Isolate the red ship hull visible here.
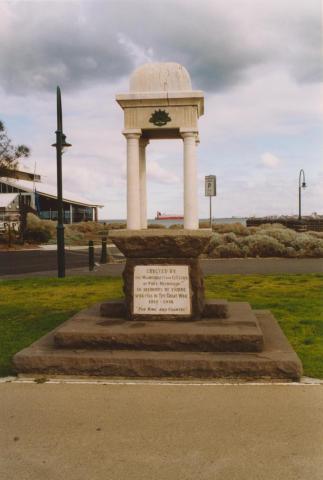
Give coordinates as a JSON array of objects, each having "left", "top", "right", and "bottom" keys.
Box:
[{"left": 155, "top": 212, "right": 183, "bottom": 220}]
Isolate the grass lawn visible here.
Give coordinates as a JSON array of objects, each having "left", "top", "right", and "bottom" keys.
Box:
[{"left": 0, "top": 274, "right": 322, "bottom": 378}]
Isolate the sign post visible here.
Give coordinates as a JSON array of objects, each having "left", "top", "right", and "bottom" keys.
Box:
[{"left": 205, "top": 175, "right": 216, "bottom": 228}]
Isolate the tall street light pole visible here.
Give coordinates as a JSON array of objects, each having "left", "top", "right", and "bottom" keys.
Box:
[
  {"left": 298, "top": 169, "right": 306, "bottom": 221},
  {"left": 52, "top": 86, "right": 71, "bottom": 278}
]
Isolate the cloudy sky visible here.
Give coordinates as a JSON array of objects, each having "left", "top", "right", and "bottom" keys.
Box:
[{"left": 0, "top": 0, "right": 322, "bottom": 219}]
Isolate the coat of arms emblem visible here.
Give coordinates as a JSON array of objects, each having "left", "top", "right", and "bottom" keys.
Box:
[{"left": 149, "top": 109, "right": 171, "bottom": 127}]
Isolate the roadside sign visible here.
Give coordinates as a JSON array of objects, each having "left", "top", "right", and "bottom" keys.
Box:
[{"left": 205, "top": 175, "right": 216, "bottom": 196}]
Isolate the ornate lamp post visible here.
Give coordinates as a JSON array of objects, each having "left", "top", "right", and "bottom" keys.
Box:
[
  {"left": 52, "top": 86, "right": 71, "bottom": 278},
  {"left": 298, "top": 169, "right": 306, "bottom": 221}
]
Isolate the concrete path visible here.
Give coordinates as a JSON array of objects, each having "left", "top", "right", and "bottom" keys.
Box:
[
  {"left": 1, "top": 257, "right": 322, "bottom": 280},
  {"left": 202, "top": 257, "right": 323, "bottom": 274},
  {"left": 1, "top": 380, "right": 323, "bottom": 479}
]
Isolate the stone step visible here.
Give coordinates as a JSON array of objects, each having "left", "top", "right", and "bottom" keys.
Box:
[
  {"left": 54, "top": 302, "right": 263, "bottom": 353},
  {"left": 13, "top": 311, "right": 302, "bottom": 381},
  {"left": 100, "top": 299, "right": 229, "bottom": 319}
]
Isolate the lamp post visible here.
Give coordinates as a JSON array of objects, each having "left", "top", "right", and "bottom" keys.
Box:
[
  {"left": 298, "top": 169, "right": 306, "bottom": 221},
  {"left": 52, "top": 86, "right": 71, "bottom": 278}
]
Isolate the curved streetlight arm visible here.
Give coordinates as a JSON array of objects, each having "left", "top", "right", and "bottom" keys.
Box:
[
  {"left": 298, "top": 169, "right": 306, "bottom": 220},
  {"left": 299, "top": 169, "right": 306, "bottom": 189}
]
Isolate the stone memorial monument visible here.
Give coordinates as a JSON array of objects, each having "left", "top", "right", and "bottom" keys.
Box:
[{"left": 14, "top": 63, "right": 302, "bottom": 380}]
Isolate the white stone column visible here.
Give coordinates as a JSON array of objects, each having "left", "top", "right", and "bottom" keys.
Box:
[
  {"left": 124, "top": 132, "right": 141, "bottom": 229},
  {"left": 182, "top": 131, "right": 198, "bottom": 230},
  {"left": 139, "top": 138, "right": 149, "bottom": 229}
]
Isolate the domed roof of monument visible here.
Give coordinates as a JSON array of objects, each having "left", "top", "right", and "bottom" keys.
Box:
[{"left": 129, "top": 62, "right": 192, "bottom": 93}]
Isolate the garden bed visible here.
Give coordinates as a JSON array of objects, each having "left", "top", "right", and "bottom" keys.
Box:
[{"left": 3, "top": 215, "right": 323, "bottom": 258}]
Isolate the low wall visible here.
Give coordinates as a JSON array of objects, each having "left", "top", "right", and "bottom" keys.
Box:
[{"left": 246, "top": 218, "right": 323, "bottom": 232}]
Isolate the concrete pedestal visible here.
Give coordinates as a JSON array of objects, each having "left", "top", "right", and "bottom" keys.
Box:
[{"left": 110, "top": 229, "right": 211, "bottom": 321}]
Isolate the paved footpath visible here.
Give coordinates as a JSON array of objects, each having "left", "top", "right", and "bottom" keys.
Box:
[{"left": 1, "top": 379, "right": 323, "bottom": 479}]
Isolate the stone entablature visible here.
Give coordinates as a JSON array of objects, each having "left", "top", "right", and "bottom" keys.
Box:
[
  {"left": 116, "top": 92, "right": 204, "bottom": 134},
  {"left": 121, "top": 105, "right": 199, "bottom": 132}
]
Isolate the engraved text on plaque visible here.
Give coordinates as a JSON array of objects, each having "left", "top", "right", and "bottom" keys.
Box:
[{"left": 133, "top": 265, "right": 191, "bottom": 315}]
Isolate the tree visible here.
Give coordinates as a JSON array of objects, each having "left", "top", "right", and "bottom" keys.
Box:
[{"left": 0, "top": 120, "right": 30, "bottom": 176}]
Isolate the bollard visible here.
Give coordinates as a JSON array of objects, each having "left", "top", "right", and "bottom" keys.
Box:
[
  {"left": 7, "top": 223, "right": 12, "bottom": 248},
  {"left": 88, "top": 240, "right": 95, "bottom": 271},
  {"left": 100, "top": 237, "right": 107, "bottom": 264}
]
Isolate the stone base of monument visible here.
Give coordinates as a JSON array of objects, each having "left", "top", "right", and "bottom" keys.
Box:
[
  {"left": 13, "top": 306, "right": 302, "bottom": 380},
  {"left": 13, "top": 230, "right": 302, "bottom": 381}
]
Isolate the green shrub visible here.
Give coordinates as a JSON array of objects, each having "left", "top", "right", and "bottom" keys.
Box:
[
  {"left": 203, "top": 222, "right": 323, "bottom": 258},
  {"left": 102, "top": 222, "right": 126, "bottom": 230},
  {"left": 308, "top": 231, "right": 323, "bottom": 239},
  {"left": 205, "top": 233, "right": 223, "bottom": 254},
  {"left": 68, "top": 221, "right": 97, "bottom": 233},
  {"left": 263, "top": 227, "right": 297, "bottom": 245},
  {"left": 222, "top": 232, "right": 239, "bottom": 244},
  {"left": 199, "top": 220, "right": 211, "bottom": 229},
  {"left": 213, "top": 222, "right": 250, "bottom": 236},
  {"left": 24, "top": 227, "right": 52, "bottom": 243},
  {"left": 168, "top": 224, "right": 183, "bottom": 229},
  {"left": 241, "top": 234, "right": 286, "bottom": 257},
  {"left": 212, "top": 243, "right": 244, "bottom": 258},
  {"left": 27, "top": 213, "right": 56, "bottom": 235},
  {"left": 64, "top": 231, "right": 84, "bottom": 243},
  {"left": 257, "top": 222, "right": 287, "bottom": 230},
  {"left": 147, "top": 223, "right": 166, "bottom": 229},
  {"left": 285, "top": 246, "right": 298, "bottom": 258},
  {"left": 312, "top": 246, "right": 323, "bottom": 257},
  {"left": 26, "top": 213, "right": 55, "bottom": 243},
  {"left": 291, "top": 234, "right": 322, "bottom": 254}
]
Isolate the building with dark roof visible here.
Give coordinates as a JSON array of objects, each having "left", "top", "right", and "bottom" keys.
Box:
[{"left": 0, "top": 174, "right": 103, "bottom": 224}]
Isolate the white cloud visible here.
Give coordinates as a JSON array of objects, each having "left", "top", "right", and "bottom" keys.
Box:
[
  {"left": 0, "top": 0, "right": 321, "bottom": 94},
  {"left": 200, "top": 69, "right": 322, "bottom": 143},
  {"left": 147, "top": 160, "right": 179, "bottom": 184},
  {"left": 117, "top": 34, "right": 154, "bottom": 67},
  {"left": 0, "top": 0, "right": 321, "bottom": 219},
  {"left": 260, "top": 152, "right": 281, "bottom": 168}
]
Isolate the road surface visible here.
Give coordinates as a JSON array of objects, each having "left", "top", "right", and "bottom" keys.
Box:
[
  {"left": 0, "top": 250, "right": 322, "bottom": 277},
  {"left": 0, "top": 247, "right": 120, "bottom": 275}
]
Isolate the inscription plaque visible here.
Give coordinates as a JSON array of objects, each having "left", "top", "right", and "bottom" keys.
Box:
[{"left": 133, "top": 265, "right": 191, "bottom": 315}]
